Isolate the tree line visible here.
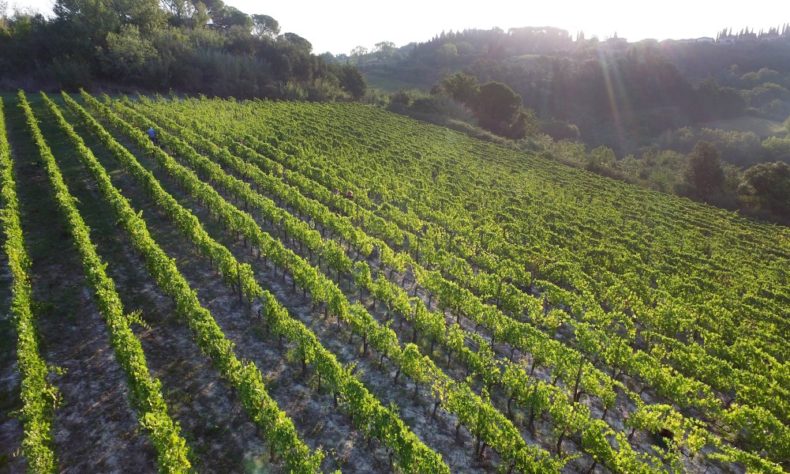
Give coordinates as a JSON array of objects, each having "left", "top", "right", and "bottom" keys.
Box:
[{"left": 0, "top": 0, "right": 366, "bottom": 99}]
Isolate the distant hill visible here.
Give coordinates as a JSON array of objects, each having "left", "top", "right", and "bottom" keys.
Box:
[{"left": 338, "top": 26, "right": 790, "bottom": 160}]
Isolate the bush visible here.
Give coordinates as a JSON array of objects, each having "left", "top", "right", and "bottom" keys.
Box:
[
  {"left": 50, "top": 56, "right": 93, "bottom": 90},
  {"left": 685, "top": 141, "right": 725, "bottom": 199}
]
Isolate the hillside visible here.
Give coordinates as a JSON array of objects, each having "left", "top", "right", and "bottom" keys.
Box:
[
  {"left": 349, "top": 27, "right": 790, "bottom": 159},
  {"left": 338, "top": 27, "right": 790, "bottom": 223},
  {"left": 0, "top": 92, "right": 787, "bottom": 473}
]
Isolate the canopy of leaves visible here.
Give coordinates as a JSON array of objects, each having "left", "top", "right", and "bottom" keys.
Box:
[
  {"left": 0, "top": 0, "right": 364, "bottom": 100},
  {"left": 740, "top": 161, "right": 790, "bottom": 215},
  {"left": 685, "top": 141, "right": 725, "bottom": 198}
]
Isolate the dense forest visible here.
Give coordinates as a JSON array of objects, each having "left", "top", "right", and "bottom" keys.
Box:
[
  {"left": 340, "top": 27, "right": 790, "bottom": 222},
  {"left": 0, "top": 0, "right": 366, "bottom": 99}
]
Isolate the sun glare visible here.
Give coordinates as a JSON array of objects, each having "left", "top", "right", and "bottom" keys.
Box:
[{"left": 229, "top": 0, "right": 787, "bottom": 53}]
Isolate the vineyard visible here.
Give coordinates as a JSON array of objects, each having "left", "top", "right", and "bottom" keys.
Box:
[{"left": 0, "top": 90, "right": 787, "bottom": 473}]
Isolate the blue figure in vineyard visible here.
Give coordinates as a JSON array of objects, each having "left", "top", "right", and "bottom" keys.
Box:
[{"left": 147, "top": 126, "right": 158, "bottom": 145}]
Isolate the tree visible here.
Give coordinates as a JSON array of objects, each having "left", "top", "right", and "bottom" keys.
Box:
[
  {"left": 505, "top": 108, "right": 538, "bottom": 139},
  {"left": 100, "top": 24, "right": 156, "bottom": 79},
  {"left": 199, "top": 0, "right": 226, "bottom": 14},
  {"left": 373, "top": 41, "right": 395, "bottom": 58},
  {"left": 685, "top": 141, "right": 724, "bottom": 198},
  {"left": 695, "top": 80, "right": 746, "bottom": 120},
  {"left": 161, "top": 1, "right": 208, "bottom": 28},
  {"left": 335, "top": 63, "right": 366, "bottom": 99},
  {"left": 374, "top": 41, "right": 395, "bottom": 51},
  {"left": 587, "top": 146, "right": 617, "bottom": 171},
  {"left": 475, "top": 81, "right": 522, "bottom": 135},
  {"left": 192, "top": 2, "right": 209, "bottom": 28},
  {"left": 1, "top": 0, "right": 363, "bottom": 100},
  {"left": 56, "top": 0, "right": 164, "bottom": 35},
  {"left": 350, "top": 45, "right": 367, "bottom": 57},
  {"left": 252, "top": 14, "right": 278, "bottom": 38},
  {"left": 437, "top": 42, "right": 458, "bottom": 62},
  {"left": 211, "top": 5, "right": 251, "bottom": 31},
  {"left": 740, "top": 161, "right": 790, "bottom": 217},
  {"left": 540, "top": 119, "right": 580, "bottom": 141},
  {"left": 761, "top": 136, "right": 790, "bottom": 162},
  {"left": 278, "top": 32, "right": 311, "bottom": 53},
  {"left": 160, "top": 0, "right": 195, "bottom": 23},
  {"left": 440, "top": 72, "right": 479, "bottom": 105},
  {"left": 54, "top": 0, "right": 119, "bottom": 45}
]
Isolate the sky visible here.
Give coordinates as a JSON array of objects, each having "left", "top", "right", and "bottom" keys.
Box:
[{"left": 9, "top": 0, "right": 790, "bottom": 54}]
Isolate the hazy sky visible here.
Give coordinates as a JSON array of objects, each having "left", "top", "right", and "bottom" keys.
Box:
[{"left": 10, "top": 0, "right": 790, "bottom": 54}]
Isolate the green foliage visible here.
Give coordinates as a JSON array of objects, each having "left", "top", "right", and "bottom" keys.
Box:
[
  {"left": 108, "top": 95, "right": 569, "bottom": 473},
  {"left": 436, "top": 42, "right": 458, "bottom": 62},
  {"left": 628, "top": 149, "right": 686, "bottom": 193},
  {"left": 334, "top": 64, "right": 366, "bottom": 99},
  {"left": 55, "top": 0, "right": 165, "bottom": 37},
  {"left": 723, "top": 404, "right": 790, "bottom": 463},
  {"left": 0, "top": 2, "right": 363, "bottom": 100},
  {"left": 101, "top": 25, "right": 158, "bottom": 79},
  {"left": 277, "top": 32, "right": 312, "bottom": 53},
  {"left": 504, "top": 108, "right": 538, "bottom": 139},
  {"left": 350, "top": 25, "right": 790, "bottom": 201},
  {"left": 761, "top": 136, "right": 790, "bottom": 161},
  {"left": 695, "top": 80, "right": 746, "bottom": 120},
  {"left": 7, "top": 84, "right": 789, "bottom": 472},
  {"left": 1, "top": 96, "right": 58, "bottom": 474},
  {"left": 539, "top": 119, "right": 580, "bottom": 141},
  {"left": 740, "top": 161, "right": 790, "bottom": 216},
  {"left": 26, "top": 92, "right": 193, "bottom": 472},
  {"left": 210, "top": 5, "right": 251, "bottom": 31},
  {"left": 659, "top": 127, "right": 764, "bottom": 167},
  {"left": 440, "top": 72, "right": 479, "bottom": 105},
  {"left": 429, "top": 76, "right": 538, "bottom": 140},
  {"left": 157, "top": 96, "right": 787, "bottom": 469},
  {"left": 685, "top": 141, "right": 725, "bottom": 198},
  {"left": 130, "top": 94, "right": 790, "bottom": 472},
  {"left": 13, "top": 88, "right": 783, "bottom": 471},
  {"left": 49, "top": 56, "right": 94, "bottom": 90},
  {"left": 78, "top": 91, "right": 447, "bottom": 472},
  {"left": 251, "top": 14, "right": 278, "bottom": 38},
  {"left": 475, "top": 81, "right": 521, "bottom": 131},
  {"left": 740, "top": 67, "right": 783, "bottom": 87},
  {"left": 63, "top": 91, "right": 324, "bottom": 471},
  {"left": 586, "top": 146, "right": 617, "bottom": 171}
]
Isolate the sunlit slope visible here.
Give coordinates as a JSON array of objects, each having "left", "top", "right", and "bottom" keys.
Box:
[
  {"left": 115, "top": 95, "right": 790, "bottom": 471},
  {"left": 167, "top": 100, "right": 788, "bottom": 358},
  {"left": 13, "top": 86, "right": 790, "bottom": 472}
]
